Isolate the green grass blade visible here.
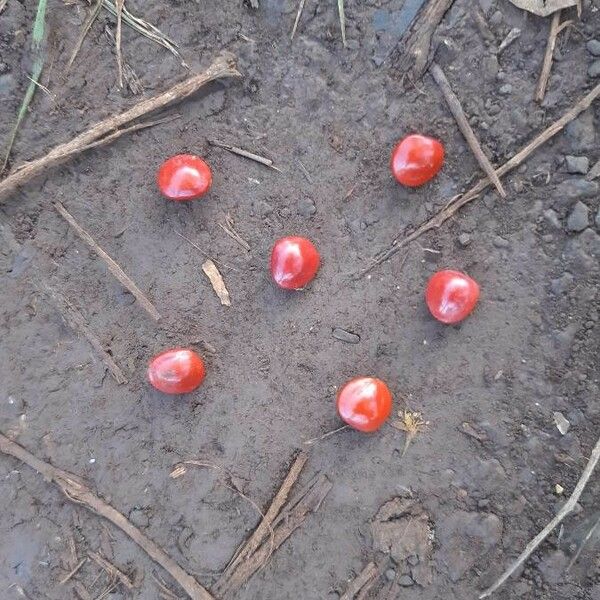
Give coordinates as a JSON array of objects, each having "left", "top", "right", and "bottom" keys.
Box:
[{"left": 2, "top": 0, "right": 47, "bottom": 172}]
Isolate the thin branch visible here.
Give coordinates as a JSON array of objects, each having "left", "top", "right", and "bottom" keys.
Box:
[
  {"left": 339, "top": 562, "right": 379, "bottom": 600},
  {"left": 360, "top": 81, "right": 600, "bottom": 276},
  {"left": 338, "top": 0, "right": 347, "bottom": 47},
  {"left": 291, "top": 0, "right": 307, "bottom": 40},
  {"left": 479, "top": 435, "right": 600, "bottom": 598},
  {"left": 535, "top": 11, "right": 573, "bottom": 103},
  {"left": 431, "top": 62, "right": 506, "bottom": 197},
  {"left": 59, "top": 557, "right": 88, "bottom": 585},
  {"left": 208, "top": 139, "right": 281, "bottom": 172},
  {"left": 215, "top": 452, "right": 308, "bottom": 593},
  {"left": 115, "top": 0, "right": 124, "bottom": 88},
  {"left": 0, "top": 433, "right": 214, "bottom": 600},
  {"left": 0, "top": 52, "right": 241, "bottom": 201},
  {"left": 88, "top": 551, "right": 134, "bottom": 590},
  {"left": 67, "top": 0, "right": 103, "bottom": 70},
  {"left": 566, "top": 514, "right": 600, "bottom": 571},
  {"left": 54, "top": 201, "right": 161, "bottom": 322},
  {"left": 41, "top": 284, "right": 128, "bottom": 384}
]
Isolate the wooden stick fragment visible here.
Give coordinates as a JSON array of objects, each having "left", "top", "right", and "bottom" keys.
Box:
[
  {"left": 115, "top": 0, "right": 125, "bottom": 88},
  {"left": 216, "top": 473, "right": 332, "bottom": 597},
  {"left": 89, "top": 551, "right": 135, "bottom": 590},
  {"left": 219, "top": 215, "right": 250, "bottom": 252},
  {"left": 360, "top": 81, "right": 600, "bottom": 276},
  {"left": 431, "top": 62, "right": 506, "bottom": 197},
  {"left": 54, "top": 201, "right": 161, "bottom": 321},
  {"left": 393, "top": 0, "right": 455, "bottom": 78},
  {"left": 208, "top": 139, "right": 281, "bottom": 171},
  {"left": 479, "top": 435, "right": 600, "bottom": 598},
  {"left": 0, "top": 433, "right": 214, "bottom": 600},
  {"left": 41, "top": 285, "right": 128, "bottom": 384},
  {"left": 291, "top": 0, "right": 307, "bottom": 40},
  {"left": 535, "top": 11, "right": 572, "bottom": 102},
  {"left": 215, "top": 452, "right": 308, "bottom": 594},
  {"left": 201, "top": 259, "right": 231, "bottom": 306},
  {"left": 59, "top": 557, "right": 88, "bottom": 585},
  {"left": 0, "top": 53, "right": 241, "bottom": 201},
  {"left": 339, "top": 562, "right": 379, "bottom": 600}
]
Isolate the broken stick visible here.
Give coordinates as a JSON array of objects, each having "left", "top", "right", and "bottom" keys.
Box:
[
  {"left": 535, "top": 11, "right": 572, "bottom": 103},
  {"left": 0, "top": 53, "right": 241, "bottom": 201},
  {"left": 393, "top": 0, "right": 455, "bottom": 79},
  {"left": 339, "top": 562, "right": 379, "bottom": 600},
  {"left": 431, "top": 62, "right": 506, "bottom": 197},
  {"left": 479, "top": 434, "right": 600, "bottom": 598},
  {"left": 217, "top": 451, "right": 308, "bottom": 587},
  {"left": 54, "top": 201, "right": 161, "bottom": 321},
  {"left": 360, "top": 81, "right": 600, "bottom": 276},
  {"left": 0, "top": 433, "right": 214, "bottom": 600},
  {"left": 202, "top": 259, "right": 231, "bottom": 306},
  {"left": 41, "top": 284, "right": 128, "bottom": 385},
  {"left": 208, "top": 139, "right": 281, "bottom": 171},
  {"left": 215, "top": 473, "right": 332, "bottom": 597}
]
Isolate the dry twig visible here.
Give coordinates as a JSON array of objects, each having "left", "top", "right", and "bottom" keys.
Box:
[
  {"left": 219, "top": 215, "right": 250, "bottom": 252},
  {"left": 431, "top": 62, "right": 505, "bottom": 197},
  {"left": 338, "top": 0, "right": 347, "bottom": 47},
  {"left": 479, "top": 435, "right": 600, "bottom": 598},
  {"left": 0, "top": 433, "right": 214, "bottom": 600},
  {"left": 360, "top": 82, "right": 600, "bottom": 276},
  {"left": 215, "top": 452, "right": 308, "bottom": 595},
  {"left": 67, "top": 0, "right": 103, "bottom": 70},
  {"left": 393, "top": 0, "right": 455, "bottom": 78},
  {"left": 202, "top": 259, "right": 231, "bottom": 306},
  {"left": 54, "top": 201, "right": 161, "bottom": 321},
  {"left": 89, "top": 551, "right": 135, "bottom": 590},
  {"left": 339, "top": 562, "right": 379, "bottom": 600},
  {"left": 41, "top": 284, "right": 128, "bottom": 384},
  {"left": 216, "top": 473, "right": 332, "bottom": 597},
  {"left": 304, "top": 424, "right": 349, "bottom": 446},
  {"left": 115, "top": 0, "right": 125, "bottom": 88},
  {"left": 208, "top": 139, "right": 281, "bottom": 171},
  {"left": 291, "top": 0, "right": 307, "bottom": 40},
  {"left": 535, "top": 11, "right": 572, "bottom": 102},
  {"left": 0, "top": 53, "right": 241, "bottom": 201},
  {"left": 59, "top": 557, "right": 88, "bottom": 585},
  {"left": 566, "top": 514, "right": 600, "bottom": 571}
]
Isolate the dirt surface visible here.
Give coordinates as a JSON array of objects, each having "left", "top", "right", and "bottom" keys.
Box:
[{"left": 1, "top": 1, "right": 599, "bottom": 599}]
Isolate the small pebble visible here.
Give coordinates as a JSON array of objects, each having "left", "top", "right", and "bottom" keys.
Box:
[
  {"left": 332, "top": 328, "right": 360, "bottom": 344},
  {"left": 385, "top": 569, "right": 396, "bottom": 582},
  {"left": 565, "top": 155, "right": 589, "bottom": 175},
  {"left": 458, "top": 233, "right": 471, "bottom": 247},
  {"left": 407, "top": 555, "right": 419, "bottom": 566},
  {"left": 297, "top": 197, "right": 316, "bottom": 218},
  {"left": 544, "top": 209, "right": 561, "bottom": 230},
  {"left": 499, "top": 83, "right": 512, "bottom": 95},
  {"left": 587, "top": 39, "right": 600, "bottom": 56},
  {"left": 398, "top": 575, "right": 414, "bottom": 587},
  {"left": 588, "top": 60, "right": 600, "bottom": 78},
  {"left": 566, "top": 201, "right": 589, "bottom": 232},
  {"left": 492, "top": 235, "right": 510, "bottom": 249}
]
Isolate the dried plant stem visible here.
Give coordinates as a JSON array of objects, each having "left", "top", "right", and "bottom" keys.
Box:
[
  {"left": 0, "top": 53, "right": 241, "bottom": 202},
  {"left": 479, "top": 435, "right": 600, "bottom": 598},
  {"left": 0, "top": 433, "right": 214, "bottom": 600},
  {"left": 338, "top": 0, "right": 347, "bottom": 47},
  {"left": 208, "top": 139, "right": 280, "bottom": 171},
  {"left": 535, "top": 11, "right": 572, "bottom": 102},
  {"left": 115, "top": 0, "right": 125, "bottom": 88},
  {"left": 54, "top": 201, "right": 161, "bottom": 321},
  {"left": 339, "top": 562, "right": 379, "bottom": 600},
  {"left": 431, "top": 62, "right": 505, "bottom": 197},
  {"left": 67, "top": 0, "right": 103, "bottom": 70},
  {"left": 360, "top": 81, "right": 600, "bottom": 276},
  {"left": 291, "top": 0, "right": 307, "bottom": 40}
]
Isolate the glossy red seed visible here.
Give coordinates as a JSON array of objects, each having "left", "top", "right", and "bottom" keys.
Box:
[
  {"left": 336, "top": 377, "right": 393, "bottom": 433},
  {"left": 157, "top": 154, "right": 212, "bottom": 201},
  {"left": 425, "top": 270, "right": 480, "bottom": 324},
  {"left": 270, "top": 236, "right": 320, "bottom": 290},
  {"left": 148, "top": 348, "right": 206, "bottom": 394},
  {"left": 390, "top": 134, "right": 445, "bottom": 187}
]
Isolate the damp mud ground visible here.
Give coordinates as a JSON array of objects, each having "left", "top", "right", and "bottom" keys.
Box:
[{"left": 0, "top": 1, "right": 599, "bottom": 599}]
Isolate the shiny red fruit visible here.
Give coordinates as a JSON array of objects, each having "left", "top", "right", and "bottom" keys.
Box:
[
  {"left": 270, "top": 236, "right": 320, "bottom": 290},
  {"left": 336, "top": 377, "right": 393, "bottom": 433},
  {"left": 157, "top": 154, "right": 212, "bottom": 201},
  {"left": 148, "top": 348, "right": 206, "bottom": 394},
  {"left": 390, "top": 134, "right": 445, "bottom": 187},
  {"left": 425, "top": 270, "right": 480, "bottom": 324}
]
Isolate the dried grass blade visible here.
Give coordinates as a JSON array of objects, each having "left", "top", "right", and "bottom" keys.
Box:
[{"left": 67, "top": 0, "right": 103, "bottom": 70}]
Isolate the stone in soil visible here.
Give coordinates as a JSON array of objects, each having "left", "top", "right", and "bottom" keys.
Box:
[
  {"left": 297, "top": 197, "right": 316, "bottom": 217},
  {"left": 435, "top": 511, "right": 502, "bottom": 582},
  {"left": 129, "top": 508, "right": 149, "bottom": 528},
  {"left": 555, "top": 179, "right": 598, "bottom": 205},
  {"left": 458, "top": 233, "right": 471, "bottom": 247},
  {"left": 565, "top": 109, "right": 596, "bottom": 152},
  {"left": 565, "top": 156, "right": 589, "bottom": 175},
  {"left": 588, "top": 60, "right": 600, "bottom": 78},
  {"left": 588, "top": 39, "right": 600, "bottom": 56},
  {"left": 544, "top": 209, "right": 561, "bottom": 230},
  {"left": 596, "top": 208, "right": 600, "bottom": 229},
  {"left": 566, "top": 201, "right": 589, "bottom": 233}
]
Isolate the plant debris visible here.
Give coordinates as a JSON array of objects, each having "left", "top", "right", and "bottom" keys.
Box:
[
  {"left": 391, "top": 409, "right": 428, "bottom": 458},
  {"left": 509, "top": 0, "right": 577, "bottom": 17},
  {"left": 202, "top": 259, "right": 231, "bottom": 306}
]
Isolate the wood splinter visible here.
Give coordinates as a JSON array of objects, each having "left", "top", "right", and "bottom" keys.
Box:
[
  {"left": 431, "top": 62, "right": 506, "bottom": 198},
  {"left": 339, "top": 562, "right": 379, "bottom": 600}
]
